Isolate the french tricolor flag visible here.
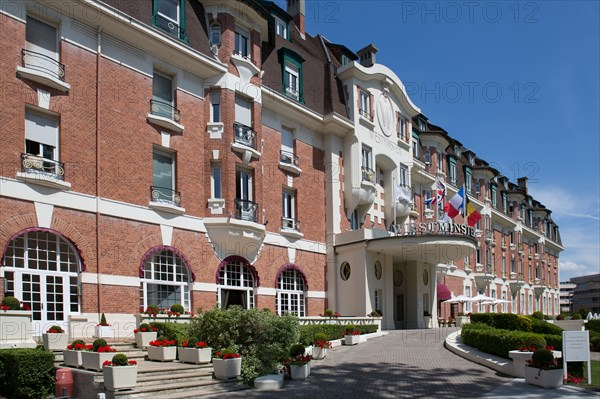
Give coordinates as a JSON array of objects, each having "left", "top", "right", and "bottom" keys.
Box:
[{"left": 444, "top": 187, "right": 465, "bottom": 218}]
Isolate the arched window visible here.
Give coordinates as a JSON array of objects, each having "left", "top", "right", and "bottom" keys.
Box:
[
  {"left": 276, "top": 267, "right": 307, "bottom": 316},
  {"left": 217, "top": 257, "right": 257, "bottom": 309},
  {"left": 2, "top": 229, "right": 81, "bottom": 331},
  {"left": 140, "top": 248, "right": 191, "bottom": 311}
]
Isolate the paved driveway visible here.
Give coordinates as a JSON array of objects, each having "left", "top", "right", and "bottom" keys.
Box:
[{"left": 215, "top": 328, "right": 514, "bottom": 398}]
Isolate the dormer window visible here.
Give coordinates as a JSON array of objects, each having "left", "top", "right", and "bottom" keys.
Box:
[
  {"left": 341, "top": 54, "right": 350, "bottom": 65},
  {"left": 358, "top": 89, "right": 372, "bottom": 120},
  {"left": 274, "top": 16, "right": 287, "bottom": 39},
  {"left": 152, "top": 0, "right": 187, "bottom": 42},
  {"left": 235, "top": 26, "right": 250, "bottom": 59},
  {"left": 210, "top": 24, "right": 221, "bottom": 46},
  {"left": 279, "top": 48, "right": 305, "bottom": 103},
  {"left": 418, "top": 120, "right": 426, "bottom": 131},
  {"left": 284, "top": 63, "right": 300, "bottom": 100}
]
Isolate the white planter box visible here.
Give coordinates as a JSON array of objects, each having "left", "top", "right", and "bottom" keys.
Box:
[
  {"left": 312, "top": 347, "right": 327, "bottom": 360},
  {"left": 42, "top": 333, "right": 69, "bottom": 351},
  {"left": 135, "top": 332, "right": 157, "bottom": 349},
  {"left": 178, "top": 347, "right": 212, "bottom": 364},
  {"left": 212, "top": 357, "right": 242, "bottom": 379},
  {"left": 103, "top": 365, "right": 138, "bottom": 391},
  {"left": 0, "top": 310, "right": 36, "bottom": 348},
  {"left": 290, "top": 364, "right": 309, "bottom": 381},
  {"left": 508, "top": 351, "right": 533, "bottom": 378},
  {"left": 95, "top": 325, "right": 114, "bottom": 338},
  {"left": 344, "top": 335, "right": 360, "bottom": 346},
  {"left": 63, "top": 350, "right": 83, "bottom": 368},
  {"left": 81, "top": 351, "right": 115, "bottom": 371},
  {"left": 147, "top": 346, "right": 177, "bottom": 362},
  {"left": 524, "top": 367, "right": 563, "bottom": 389}
]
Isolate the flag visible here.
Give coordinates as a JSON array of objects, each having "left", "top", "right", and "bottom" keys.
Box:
[
  {"left": 466, "top": 196, "right": 481, "bottom": 227},
  {"left": 436, "top": 179, "right": 446, "bottom": 204},
  {"left": 444, "top": 187, "right": 464, "bottom": 218}
]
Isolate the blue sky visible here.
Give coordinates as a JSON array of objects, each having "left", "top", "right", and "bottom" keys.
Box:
[{"left": 278, "top": 0, "right": 600, "bottom": 280}]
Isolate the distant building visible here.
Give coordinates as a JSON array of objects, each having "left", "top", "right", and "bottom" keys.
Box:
[
  {"left": 571, "top": 274, "right": 600, "bottom": 314},
  {"left": 559, "top": 281, "right": 576, "bottom": 313}
]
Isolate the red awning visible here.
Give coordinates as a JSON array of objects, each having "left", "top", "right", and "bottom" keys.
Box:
[{"left": 437, "top": 283, "right": 452, "bottom": 301}]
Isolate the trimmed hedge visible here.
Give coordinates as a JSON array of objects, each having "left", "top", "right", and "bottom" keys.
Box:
[
  {"left": 298, "top": 324, "right": 378, "bottom": 345},
  {"left": 0, "top": 348, "right": 55, "bottom": 398},
  {"left": 470, "top": 313, "right": 533, "bottom": 332},
  {"left": 586, "top": 320, "right": 600, "bottom": 334},
  {"left": 530, "top": 318, "right": 563, "bottom": 335},
  {"left": 461, "top": 323, "right": 546, "bottom": 358},
  {"left": 542, "top": 334, "right": 562, "bottom": 349}
]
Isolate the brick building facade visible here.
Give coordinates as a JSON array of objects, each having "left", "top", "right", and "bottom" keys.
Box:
[{"left": 0, "top": 0, "right": 563, "bottom": 336}]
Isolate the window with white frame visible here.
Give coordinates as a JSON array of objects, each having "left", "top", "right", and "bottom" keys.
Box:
[
  {"left": 234, "top": 26, "right": 250, "bottom": 58},
  {"left": 218, "top": 261, "right": 256, "bottom": 309},
  {"left": 501, "top": 256, "right": 506, "bottom": 275},
  {"left": 152, "top": 71, "right": 174, "bottom": 119},
  {"left": 464, "top": 286, "right": 471, "bottom": 312},
  {"left": 152, "top": 148, "right": 175, "bottom": 203},
  {"left": 465, "top": 167, "right": 472, "bottom": 193},
  {"left": 520, "top": 292, "right": 525, "bottom": 314},
  {"left": 210, "top": 23, "right": 221, "bottom": 45},
  {"left": 424, "top": 190, "right": 433, "bottom": 210},
  {"left": 424, "top": 149, "right": 431, "bottom": 165},
  {"left": 25, "top": 16, "right": 60, "bottom": 78},
  {"left": 437, "top": 150, "right": 443, "bottom": 172},
  {"left": 276, "top": 269, "right": 306, "bottom": 316},
  {"left": 350, "top": 209, "right": 360, "bottom": 230},
  {"left": 141, "top": 248, "right": 190, "bottom": 311},
  {"left": 510, "top": 258, "right": 515, "bottom": 273},
  {"left": 399, "top": 164, "right": 408, "bottom": 187},
  {"left": 491, "top": 184, "right": 497, "bottom": 208},
  {"left": 153, "top": 0, "right": 186, "bottom": 41},
  {"left": 274, "top": 16, "right": 287, "bottom": 38},
  {"left": 502, "top": 291, "right": 507, "bottom": 313},
  {"left": 282, "top": 189, "right": 298, "bottom": 230},
  {"left": 475, "top": 180, "right": 481, "bottom": 195},
  {"left": 412, "top": 134, "right": 420, "bottom": 158},
  {"left": 502, "top": 192, "right": 508, "bottom": 213},
  {"left": 25, "top": 109, "right": 58, "bottom": 162},
  {"left": 210, "top": 163, "right": 221, "bottom": 199},
  {"left": 361, "top": 145, "right": 373, "bottom": 182},
  {"left": 528, "top": 293, "right": 533, "bottom": 314},
  {"left": 397, "top": 115, "right": 405, "bottom": 141},
  {"left": 448, "top": 157, "right": 457, "bottom": 184},
  {"left": 210, "top": 91, "right": 220, "bottom": 123},
  {"left": 359, "top": 89, "right": 371, "bottom": 119},
  {"left": 284, "top": 63, "right": 300, "bottom": 100}
]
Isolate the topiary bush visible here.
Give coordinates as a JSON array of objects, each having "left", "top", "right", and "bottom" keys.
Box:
[
  {"left": 530, "top": 348, "right": 554, "bottom": 368},
  {"left": 1, "top": 296, "right": 21, "bottom": 310},
  {"left": 0, "top": 348, "right": 55, "bottom": 398},
  {"left": 170, "top": 303, "right": 185, "bottom": 314},
  {"left": 461, "top": 323, "right": 546, "bottom": 358},
  {"left": 314, "top": 333, "right": 328, "bottom": 343},
  {"left": 531, "top": 311, "right": 544, "bottom": 320},
  {"left": 298, "top": 324, "right": 378, "bottom": 345},
  {"left": 289, "top": 344, "right": 306, "bottom": 357},
  {"left": 188, "top": 306, "right": 299, "bottom": 385},
  {"left": 470, "top": 313, "right": 533, "bottom": 332},
  {"left": 92, "top": 338, "right": 108, "bottom": 352},
  {"left": 111, "top": 353, "right": 129, "bottom": 366}
]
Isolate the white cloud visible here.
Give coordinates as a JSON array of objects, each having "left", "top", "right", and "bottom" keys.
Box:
[
  {"left": 558, "top": 260, "right": 588, "bottom": 272},
  {"left": 558, "top": 260, "right": 598, "bottom": 280}
]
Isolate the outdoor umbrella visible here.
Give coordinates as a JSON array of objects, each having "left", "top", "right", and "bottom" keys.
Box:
[
  {"left": 445, "top": 295, "right": 471, "bottom": 313},
  {"left": 469, "top": 294, "right": 497, "bottom": 312}
]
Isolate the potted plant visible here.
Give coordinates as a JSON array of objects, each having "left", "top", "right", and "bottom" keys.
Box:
[
  {"left": 103, "top": 353, "right": 138, "bottom": 391},
  {"left": 344, "top": 324, "right": 360, "bottom": 346},
  {"left": 212, "top": 348, "right": 242, "bottom": 379},
  {"left": 168, "top": 303, "right": 184, "bottom": 318},
  {"left": 178, "top": 339, "right": 211, "bottom": 364},
  {"left": 509, "top": 345, "right": 542, "bottom": 378},
  {"left": 368, "top": 309, "right": 382, "bottom": 317},
  {"left": 95, "top": 313, "right": 114, "bottom": 338},
  {"left": 284, "top": 354, "right": 312, "bottom": 381},
  {"left": 63, "top": 339, "right": 91, "bottom": 368},
  {"left": 42, "top": 325, "right": 69, "bottom": 351},
  {"left": 134, "top": 323, "right": 157, "bottom": 349},
  {"left": 81, "top": 338, "right": 117, "bottom": 371},
  {"left": 0, "top": 296, "right": 35, "bottom": 348},
  {"left": 147, "top": 337, "right": 178, "bottom": 362},
  {"left": 524, "top": 348, "right": 563, "bottom": 389},
  {"left": 312, "top": 333, "right": 331, "bottom": 360}
]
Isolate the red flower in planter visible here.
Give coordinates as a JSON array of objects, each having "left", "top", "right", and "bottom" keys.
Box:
[
  {"left": 149, "top": 339, "right": 177, "bottom": 347},
  {"left": 97, "top": 346, "right": 116, "bottom": 353}
]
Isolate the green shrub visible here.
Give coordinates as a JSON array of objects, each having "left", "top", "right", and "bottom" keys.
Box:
[
  {"left": 572, "top": 314, "right": 582, "bottom": 320},
  {"left": 470, "top": 313, "right": 533, "bottom": 332},
  {"left": 590, "top": 336, "right": 600, "bottom": 351},
  {"left": 188, "top": 306, "right": 299, "bottom": 385},
  {"left": 92, "top": 338, "right": 108, "bottom": 352},
  {"left": 0, "top": 348, "right": 55, "bottom": 398},
  {"left": 145, "top": 304, "right": 160, "bottom": 315},
  {"left": 298, "top": 324, "right": 378, "bottom": 345},
  {"left": 531, "top": 311, "right": 544, "bottom": 320},
  {"left": 542, "top": 334, "right": 562, "bottom": 349},
  {"left": 530, "top": 348, "right": 554, "bottom": 368},
  {"left": 147, "top": 322, "right": 188, "bottom": 343},
  {"left": 289, "top": 344, "right": 306, "bottom": 357},
  {"left": 71, "top": 339, "right": 85, "bottom": 347},
  {"left": 530, "top": 318, "right": 563, "bottom": 335},
  {"left": 138, "top": 323, "right": 151, "bottom": 331},
  {"left": 111, "top": 353, "right": 129, "bottom": 366},
  {"left": 461, "top": 324, "right": 546, "bottom": 358},
  {"left": 1, "top": 296, "right": 21, "bottom": 310},
  {"left": 170, "top": 303, "right": 185, "bottom": 314},
  {"left": 586, "top": 320, "right": 600, "bottom": 333},
  {"left": 314, "top": 333, "right": 328, "bottom": 342},
  {"left": 100, "top": 312, "right": 108, "bottom": 326}
]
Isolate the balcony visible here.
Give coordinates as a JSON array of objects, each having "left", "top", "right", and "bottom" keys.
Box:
[
  {"left": 485, "top": 230, "right": 493, "bottom": 243},
  {"left": 234, "top": 198, "right": 258, "bottom": 223},
  {"left": 17, "top": 153, "right": 71, "bottom": 190},
  {"left": 151, "top": 14, "right": 188, "bottom": 42},
  {"left": 280, "top": 217, "right": 303, "bottom": 239},
  {"left": 149, "top": 186, "right": 185, "bottom": 214},
  {"left": 231, "top": 123, "right": 260, "bottom": 164},
  {"left": 16, "top": 49, "right": 70, "bottom": 92},
  {"left": 147, "top": 100, "right": 184, "bottom": 133},
  {"left": 278, "top": 150, "right": 301, "bottom": 175},
  {"left": 283, "top": 85, "right": 303, "bottom": 103},
  {"left": 361, "top": 166, "right": 376, "bottom": 185}
]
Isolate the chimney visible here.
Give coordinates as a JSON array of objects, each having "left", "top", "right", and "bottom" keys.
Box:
[
  {"left": 286, "top": 0, "right": 305, "bottom": 36},
  {"left": 356, "top": 44, "right": 378, "bottom": 67},
  {"left": 517, "top": 177, "right": 528, "bottom": 193}
]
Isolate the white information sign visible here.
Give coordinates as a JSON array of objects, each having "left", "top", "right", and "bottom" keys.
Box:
[{"left": 562, "top": 331, "right": 591, "bottom": 382}]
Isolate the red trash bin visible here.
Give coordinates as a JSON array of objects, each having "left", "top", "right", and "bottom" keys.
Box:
[{"left": 55, "top": 368, "right": 74, "bottom": 397}]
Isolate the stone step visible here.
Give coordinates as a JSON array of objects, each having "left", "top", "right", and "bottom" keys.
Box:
[
  {"left": 136, "top": 368, "right": 213, "bottom": 385},
  {"left": 146, "top": 381, "right": 250, "bottom": 399},
  {"left": 111, "top": 377, "right": 247, "bottom": 398}
]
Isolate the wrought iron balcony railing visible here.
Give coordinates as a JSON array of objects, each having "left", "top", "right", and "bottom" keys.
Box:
[
  {"left": 280, "top": 150, "right": 299, "bottom": 167},
  {"left": 361, "top": 166, "right": 376, "bottom": 184},
  {"left": 21, "top": 49, "right": 65, "bottom": 81},
  {"left": 151, "top": 14, "right": 188, "bottom": 41},
  {"left": 150, "top": 186, "right": 181, "bottom": 207},
  {"left": 150, "top": 99, "right": 181, "bottom": 123},
  {"left": 21, "top": 153, "right": 65, "bottom": 180},
  {"left": 281, "top": 217, "right": 301, "bottom": 232},
  {"left": 234, "top": 198, "right": 258, "bottom": 223},
  {"left": 233, "top": 123, "right": 256, "bottom": 149}
]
